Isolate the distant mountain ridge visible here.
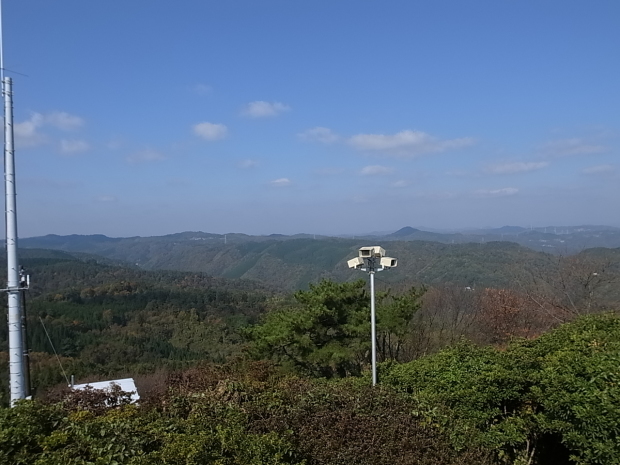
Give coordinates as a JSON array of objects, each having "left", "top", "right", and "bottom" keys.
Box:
[{"left": 18, "top": 226, "right": 620, "bottom": 291}]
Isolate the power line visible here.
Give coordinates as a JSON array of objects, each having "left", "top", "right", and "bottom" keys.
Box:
[{"left": 39, "top": 316, "right": 70, "bottom": 386}]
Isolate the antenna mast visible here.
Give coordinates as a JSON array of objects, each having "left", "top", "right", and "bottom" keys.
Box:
[{"left": 1, "top": 0, "right": 27, "bottom": 405}]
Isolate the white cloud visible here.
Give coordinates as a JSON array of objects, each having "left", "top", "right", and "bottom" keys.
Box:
[
  {"left": 193, "top": 122, "right": 228, "bottom": 140},
  {"left": 60, "top": 139, "right": 90, "bottom": 155},
  {"left": 242, "top": 101, "right": 290, "bottom": 118},
  {"left": 475, "top": 187, "right": 519, "bottom": 197},
  {"left": 392, "top": 180, "right": 408, "bottom": 187},
  {"left": 542, "top": 138, "right": 607, "bottom": 157},
  {"left": 238, "top": 159, "right": 259, "bottom": 169},
  {"left": 582, "top": 164, "right": 614, "bottom": 175},
  {"left": 270, "top": 178, "right": 291, "bottom": 187},
  {"left": 485, "top": 161, "right": 548, "bottom": 175},
  {"left": 297, "top": 127, "right": 339, "bottom": 144},
  {"left": 15, "top": 115, "right": 47, "bottom": 147},
  {"left": 126, "top": 149, "right": 166, "bottom": 164},
  {"left": 360, "top": 165, "right": 393, "bottom": 176},
  {"left": 45, "top": 112, "right": 84, "bottom": 131},
  {"left": 348, "top": 130, "right": 474, "bottom": 157},
  {"left": 15, "top": 111, "right": 84, "bottom": 148}
]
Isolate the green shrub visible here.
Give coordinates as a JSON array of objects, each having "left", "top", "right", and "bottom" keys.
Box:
[{"left": 383, "top": 314, "right": 620, "bottom": 465}]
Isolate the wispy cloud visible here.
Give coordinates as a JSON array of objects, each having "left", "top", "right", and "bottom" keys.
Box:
[
  {"left": 60, "top": 139, "right": 90, "bottom": 155},
  {"left": 348, "top": 130, "right": 474, "bottom": 157},
  {"left": 193, "top": 122, "right": 228, "bottom": 140},
  {"left": 359, "top": 165, "right": 393, "bottom": 176},
  {"left": 45, "top": 112, "right": 84, "bottom": 131},
  {"left": 14, "top": 116, "right": 47, "bottom": 147},
  {"left": 106, "top": 137, "right": 125, "bottom": 151},
  {"left": 485, "top": 161, "right": 548, "bottom": 175},
  {"left": 475, "top": 187, "right": 519, "bottom": 197},
  {"left": 582, "top": 164, "right": 614, "bottom": 175},
  {"left": 238, "top": 159, "right": 259, "bottom": 169},
  {"left": 126, "top": 149, "right": 166, "bottom": 164},
  {"left": 242, "top": 101, "right": 290, "bottom": 118},
  {"left": 542, "top": 138, "right": 607, "bottom": 157},
  {"left": 297, "top": 127, "right": 339, "bottom": 144},
  {"left": 413, "top": 190, "right": 456, "bottom": 200},
  {"left": 270, "top": 177, "right": 291, "bottom": 187},
  {"left": 392, "top": 180, "right": 408, "bottom": 187},
  {"left": 15, "top": 111, "right": 85, "bottom": 148},
  {"left": 192, "top": 83, "right": 213, "bottom": 96}
]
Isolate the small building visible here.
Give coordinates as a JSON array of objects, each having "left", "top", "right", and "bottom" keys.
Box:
[{"left": 72, "top": 377, "right": 140, "bottom": 404}]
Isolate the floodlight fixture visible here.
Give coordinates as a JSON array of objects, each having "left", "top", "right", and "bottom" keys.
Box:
[
  {"left": 347, "top": 257, "right": 364, "bottom": 269},
  {"left": 380, "top": 257, "right": 397, "bottom": 268},
  {"left": 358, "top": 246, "right": 385, "bottom": 259},
  {"left": 346, "top": 246, "right": 398, "bottom": 387}
]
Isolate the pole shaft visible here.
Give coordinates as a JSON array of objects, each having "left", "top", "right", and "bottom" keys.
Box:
[
  {"left": 21, "top": 289, "right": 31, "bottom": 397},
  {"left": 4, "top": 77, "right": 25, "bottom": 404},
  {"left": 370, "top": 271, "right": 376, "bottom": 386}
]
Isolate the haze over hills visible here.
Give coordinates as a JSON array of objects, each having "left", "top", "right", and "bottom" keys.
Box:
[
  {"left": 341, "top": 224, "right": 620, "bottom": 252},
  {"left": 18, "top": 225, "right": 620, "bottom": 292}
]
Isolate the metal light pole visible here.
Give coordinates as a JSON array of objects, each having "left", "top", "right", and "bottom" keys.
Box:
[
  {"left": 369, "top": 259, "right": 378, "bottom": 386},
  {"left": 347, "top": 247, "right": 398, "bottom": 386},
  {"left": 3, "top": 75, "right": 26, "bottom": 404},
  {"left": 1, "top": 1, "right": 30, "bottom": 405}
]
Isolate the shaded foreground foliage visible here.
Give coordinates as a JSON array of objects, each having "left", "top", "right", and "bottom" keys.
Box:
[
  {"left": 1, "top": 250, "right": 619, "bottom": 464},
  {"left": 1, "top": 313, "right": 619, "bottom": 464},
  {"left": 0, "top": 363, "right": 493, "bottom": 465},
  {"left": 383, "top": 314, "right": 620, "bottom": 465}
]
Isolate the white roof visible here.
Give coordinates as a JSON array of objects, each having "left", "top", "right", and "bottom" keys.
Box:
[{"left": 72, "top": 377, "right": 140, "bottom": 403}]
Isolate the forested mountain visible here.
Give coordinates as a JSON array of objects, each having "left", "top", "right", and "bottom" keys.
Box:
[
  {"left": 1, "top": 241, "right": 618, "bottom": 402},
  {"left": 18, "top": 233, "right": 620, "bottom": 294},
  {"left": 1, "top": 245, "right": 619, "bottom": 463},
  {"left": 23, "top": 225, "right": 620, "bottom": 260},
  {"left": 0, "top": 250, "right": 276, "bottom": 404}
]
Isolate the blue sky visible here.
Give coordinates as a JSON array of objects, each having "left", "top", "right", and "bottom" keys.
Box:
[{"left": 3, "top": 0, "right": 619, "bottom": 237}]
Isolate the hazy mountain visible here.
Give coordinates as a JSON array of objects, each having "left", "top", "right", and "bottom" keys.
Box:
[
  {"left": 19, "top": 225, "right": 620, "bottom": 291},
  {"left": 14, "top": 234, "right": 550, "bottom": 291}
]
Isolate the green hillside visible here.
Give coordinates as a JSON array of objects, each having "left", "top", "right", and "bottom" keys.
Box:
[
  {"left": 0, "top": 251, "right": 275, "bottom": 404},
  {"left": 21, "top": 234, "right": 566, "bottom": 291}
]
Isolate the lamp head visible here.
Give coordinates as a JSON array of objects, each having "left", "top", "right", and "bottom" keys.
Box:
[
  {"left": 380, "top": 257, "right": 397, "bottom": 268},
  {"left": 358, "top": 246, "right": 385, "bottom": 258},
  {"left": 347, "top": 257, "right": 364, "bottom": 269}
]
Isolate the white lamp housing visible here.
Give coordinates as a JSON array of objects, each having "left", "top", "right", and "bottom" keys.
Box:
[
  {"left": 380, "top": 257, "right": 397, "bottom": 268},
  {"left": 359, "top": 246, "right": 385, "bottom": 258},
  {"left": 347, "top": 257, "right": 364, "bottom": 269}
]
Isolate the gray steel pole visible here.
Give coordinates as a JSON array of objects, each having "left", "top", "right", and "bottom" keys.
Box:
[
  {"left": 370, "top": 270, "right": 377, "bottom": 386},
  {"left": 4, "top": 77, "right": 25, "bottom": 404}
]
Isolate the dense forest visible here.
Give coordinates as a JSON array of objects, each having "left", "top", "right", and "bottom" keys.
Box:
[
  {"left": 0, "top": 249, "right": 275, "bottom": 401},
  {"left": 0, "top": 245, "right": 619, "bottom": 464}
]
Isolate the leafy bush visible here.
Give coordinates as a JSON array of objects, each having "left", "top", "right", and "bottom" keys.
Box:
[
  {"left": 0, "top": 363, "right": 493, "bottom": 465},
  {"left": 383, "top": 314, "right": 620, "bottom": 465}
]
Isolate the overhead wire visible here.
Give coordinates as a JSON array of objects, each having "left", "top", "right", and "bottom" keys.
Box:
[{"left": 39, "top": 316, "right": 71, "bottom": 386}]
